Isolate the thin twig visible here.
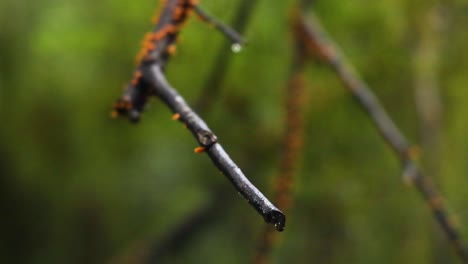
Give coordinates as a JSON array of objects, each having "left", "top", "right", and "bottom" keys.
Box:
[
  {"left": 146, "top": 65, "right": 285, "bottom": 230},
  {"left": 112, "top": 0, "right": 285, "bottom": 231},
  {"left": 294, "top": 10, "right": 468, "bottom": 262},
  {"left": 193, "top": 5, "right": 246, "bottom": 46},
  {"left": 194, "top": 0, "right": 258, "bottom": 114}
]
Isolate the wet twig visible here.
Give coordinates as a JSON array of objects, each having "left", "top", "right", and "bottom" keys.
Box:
[
  {"left": 194, "top": 0, "right": 258, "bottom": 114},
  {"left": 112, "top": 0, "right": 285, "bottom": 231},
  {"left": 146, "top": 66, "right": 285, "bottom": 230},
  {"left": 193, "top": 5, "right": 246, "bottom": 46}
]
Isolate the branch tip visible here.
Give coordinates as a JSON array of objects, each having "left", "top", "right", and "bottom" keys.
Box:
[
  {"left": 264, "top": 210, "right": 286, "bottom": 232},
  {"left": 194, "top": 6, "right": 246, "bottom": 46}
]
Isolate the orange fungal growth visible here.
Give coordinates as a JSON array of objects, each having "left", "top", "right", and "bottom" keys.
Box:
[
  {"left": 151, "top": 0, "right": 168, "bottom": 24},
  {"left": 188, "top": 0, "right": 199, "bottom": 6},
  {"left": 152, "top": 30, "right": 166, "bottom": 41},
  {"left": 173, "top": 6, "right": 184, "bottom": 21},
  {"left": 165, "top": 24, "right": 178, "bottom": 34},
  {"left": 111, "top": 110, "right": 119, "bottom": 119},
  {"left": 194, "top": 147, "right": 206, "bottom": 153},
  {"left": 143, "top": 32, "right": 154, "bottom": 43},
  {"left": 135, "top": 1, "right": 196, "bottom": 64},
  {"left": 113, "top": 100, "right": 133, "bottom": 111},
  {"left": 172, "top": 113, "right": 181, "bottom": 120},
  {"left": 135, "top": 31, "right": 160, "bottom": 64},
  {"left": 166, "top": 44, "right": 177, "bottom": 55},
  {"left": 146, "top": 42, "right": 156, "bottom": 52},
  {"left": 131, "top": 71, "right": 143, "bottom": 86}
]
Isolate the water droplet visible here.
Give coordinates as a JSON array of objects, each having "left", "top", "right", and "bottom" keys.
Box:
[
  {"left": 274, "top": 222, "right": 284, "bottom": 232},
  {"left": 231, "top": 43, "right": 242, "bottom": 53}
]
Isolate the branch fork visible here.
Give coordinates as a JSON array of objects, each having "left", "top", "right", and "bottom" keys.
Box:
[{"left": 112, "top": 0, "right": 285, "bottom": 231}]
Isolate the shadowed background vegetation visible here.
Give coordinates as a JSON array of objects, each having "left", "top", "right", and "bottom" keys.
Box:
[{"left": 1, "top": 0, "right": 468, "bottom": 263}]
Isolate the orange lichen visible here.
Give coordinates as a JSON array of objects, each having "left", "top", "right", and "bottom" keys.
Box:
[
  {"left": 151, "top": 0, "right": 168, "bottom": 24},
  {"left": 173, "top": 6, "right": 184, "bottom": 21},
  {"left": 135, "top": 31, "right": 159, "bottom": 64},
  {"left": 172, "top": 113, "right": 181, "bottom": 120},
  {"left": 135, "top": 0, "right": 195, "bottom": 64},
  {"left": 131, "top": 71, "right": 143, "bottom": 86},
  {"left": 110, "top": 110, "right": 119, "bottom": 119},
  {"left": 152, "top": 29, "right": 166, "bottom": 41},
  {"left": 113, "top": 100, "right": 133, "bottom": 111},
  {"left": 166, "top": 44, "right": 177, "bottom": 55},
  {"left": 188, "top": 0, "right": 199, "bottom": 6},
  {"left": 194, "top": 147, "right": 206, "bottom": 153},
  {"left": 166, "top": 24, "right": 178, "bottom": 34}
]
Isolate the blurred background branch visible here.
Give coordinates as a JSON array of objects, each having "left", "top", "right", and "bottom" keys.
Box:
[
  {"left": 294, "top": 6, "right": 468, "bottom": 262},
  {"left": 253, "top": 6, "right": 309, "bottom": 262}
]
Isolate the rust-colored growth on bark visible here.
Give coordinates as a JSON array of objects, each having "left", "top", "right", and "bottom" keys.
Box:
[
  {"left": 131, "top": 71, "right": 142, "bottom": 86},
  {"left": 172, "top": 113, "right": 181, "bottom": 120},
  {"left": 253, "top": 71, "right": 306, "bottom": 264},
  {"left": 166, "top": 44, "right": 177, "bottom": 56},
  {"left": 194, "top": 146, "right": 206, "bottom": 153},
  {"left": 134, "top": 0, "right": 196, "bottom": 65},
  {"left": 273, "top": 71, "right": 306, "bottom": 212},
  {"left": 114, "top": 0, "right": 198, "bottom": 120},
  {"left": 113, "top": 99, "right": 133, "bottom": 112},
  {"left": 291, "top": 12, "right": 336, "bottom": 63},
  {"left": 253, "top": 17, "right": 308, "bottom": 262}
]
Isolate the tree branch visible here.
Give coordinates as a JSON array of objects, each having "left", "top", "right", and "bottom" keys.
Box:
[
  {"left": 145, "top": 65, "right": 285, "bottom": 230},
  {"left": 112, "top": 0, "right": 285, "bottom": 231},
  {"left": 294, "top": 10, "right": 468, "bottom": 262},
  {"left": 194, "top": 0, "right": 258, "bottom": 114},
  {"left": 193, "top": 5, "right": 246, "bottom": 46}
]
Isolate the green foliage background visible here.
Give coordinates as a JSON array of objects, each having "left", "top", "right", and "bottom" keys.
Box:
[{"left": 1, "top": 0, "right": 468, "bottom": 263}]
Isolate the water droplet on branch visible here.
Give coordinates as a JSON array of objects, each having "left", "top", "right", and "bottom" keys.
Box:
[{"left": 231, "top": 43, "right": 242, "bottom": 53}]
